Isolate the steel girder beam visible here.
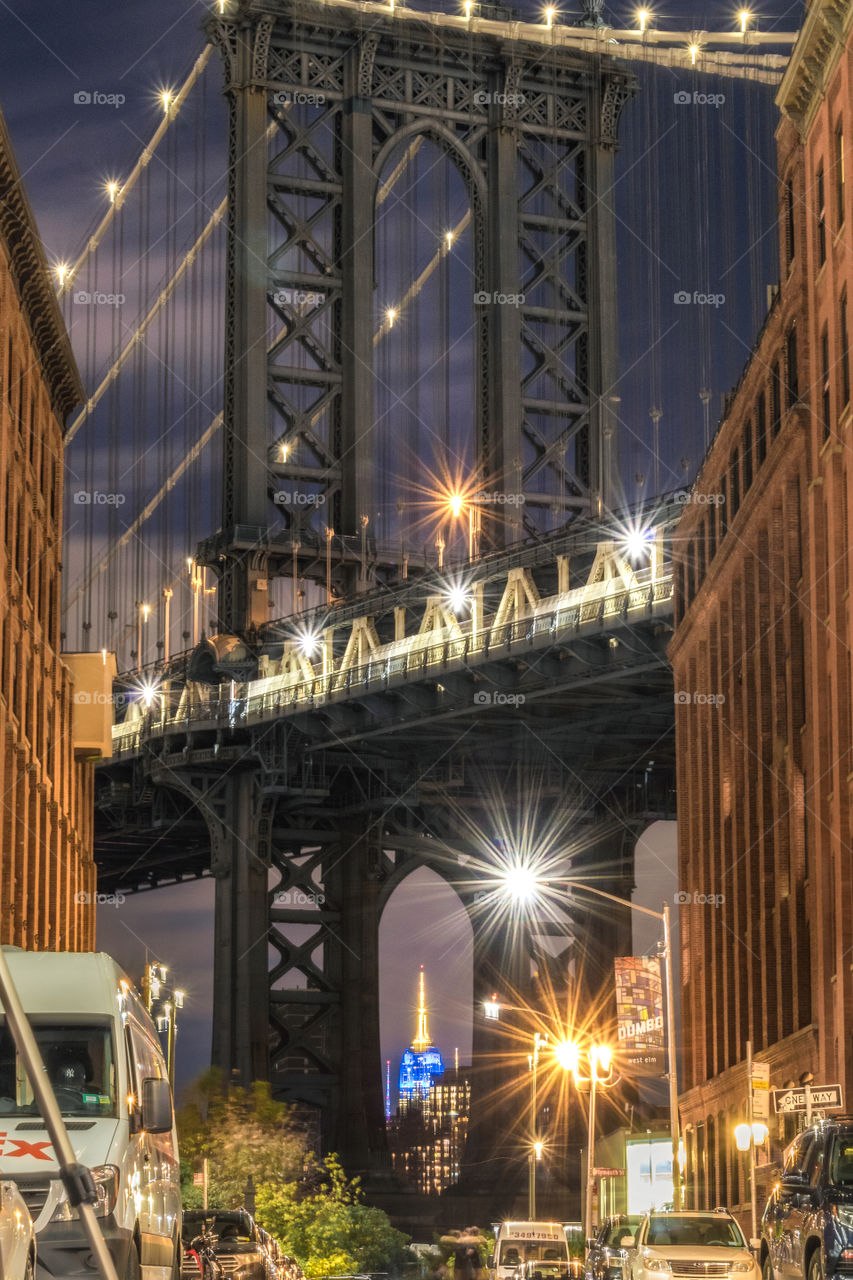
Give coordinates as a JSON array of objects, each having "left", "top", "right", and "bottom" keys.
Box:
[{"left": 203, "top": 1, "right": 635, "bottom": 626}]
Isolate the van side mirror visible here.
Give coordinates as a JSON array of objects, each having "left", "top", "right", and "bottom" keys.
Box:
[
  {"left": 749, "top": 1240, "right": 761, "bottom": 1253},
  {"left": 621, "top": 1239, "right": 635, "bottom": 1251},
  {"left": 141, "top": 1076, "right": 173, "bottom": 1133}
]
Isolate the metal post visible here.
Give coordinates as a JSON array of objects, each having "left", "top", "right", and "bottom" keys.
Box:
[
  {"left": 746, "top": 1041, "right": 757, "bottom": 1240},
  {"left": 804, "top": 1081, "right": 813, "bottom": 1126},
  {"left": 203, "top": 1157, "right": 209, "bottom": 1211},
  {"left": 163, "top": 588, "right": 172, "bottom": 663},
  {"left": 529, "top": 1046, "right": 537, "bottom": 1219},
  {"left": 585, "top": 1064, "right": 597, "bottom": 1238},
  {"left": 167, "top": 1003, "right": 177, "bottom": 1090},
  {"left": 291, "top": 541, "right": 300, "bottom": 615},
  {"left": 663, "top": 902, "right": 682, "bottom": 1209},
  {"left": 0, "top": 948, "right": 120, "bottom": 1280}
]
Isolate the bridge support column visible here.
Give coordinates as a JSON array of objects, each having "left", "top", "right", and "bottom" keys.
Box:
[
  {"left": 338, "top": 51, "right": 375, "bottom": 550},
  {"left": 454, "top": 901, "right": 530, "bottom": 1211},
  {"left": 209, "top": 774, "right": 271, "bottom": 1085},
  {"left": 486, "top": 83, "right": 524, "bottom": 545},
  {"left": 325, "top": 825, "right": 388, "bottom": 1180}
]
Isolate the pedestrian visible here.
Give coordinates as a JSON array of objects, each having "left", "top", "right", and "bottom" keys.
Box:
[{"left": 454, "top": 1229, "right": 483, "bottom": 1280}]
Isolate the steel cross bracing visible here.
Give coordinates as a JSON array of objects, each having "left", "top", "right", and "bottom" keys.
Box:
[
  {"left": 95, "top": 501, "right": 679, "bottom": 1180},
  {"left": 202, "top": 0, "right": 635, "bottom": 633}
]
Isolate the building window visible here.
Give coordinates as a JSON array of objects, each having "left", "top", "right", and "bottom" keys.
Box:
[
  {"left": 756, "top": 391, "right": 767, "bottom": 464},
  {"left": 785, "top": 177, "right": 795, "bottom": 270},
  {"left": 730, "top": 447, "right": 740, "bottom": 516},
  {"left": 842, "top": 290, "right": 851, "bottom": 409},
  {"left": 818, "top": 164, "right": 827, "bottom": 265},
  {"left": 771, "top": 360, "right": 782, "bottom": 434},
  {"left": 836, "top": 123, "right": 846, "bottom": 229},
  {"left": 822, "top": 326, "right": 831, "bottom": 437},
  {"left": 786, "top": 327, "right": 799, "bottom": 406}
]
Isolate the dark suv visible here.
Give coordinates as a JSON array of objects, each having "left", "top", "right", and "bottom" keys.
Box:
[
  {"left": 584, "top": 1217, "right": 642, "bottom": 1280},
  {"left": 182, "top": 1210, "right": 270, "bottom": 1280},
  {"left": 761, "top": 1119, "right": 853, "bottom": 1280}
]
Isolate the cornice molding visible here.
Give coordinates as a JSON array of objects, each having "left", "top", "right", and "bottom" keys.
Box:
[
  {"left": 0, "top": 108, "right": 83, "bottom": 424},
  {"left": 777, "top": 0, "right": 853, "bottom": 137}
]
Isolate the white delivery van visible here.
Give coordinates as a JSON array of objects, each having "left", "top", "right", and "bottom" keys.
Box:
[
  {"left": 0, "top": 949, "right": 181, "bottom": 1280},
  {"left": 491, "top": 1223, "right": 572, "bottom": 1280}
]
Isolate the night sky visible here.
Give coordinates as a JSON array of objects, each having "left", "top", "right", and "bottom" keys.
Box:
[{"left": 0, "top": 0, "right": 804, "bottom": 1097}]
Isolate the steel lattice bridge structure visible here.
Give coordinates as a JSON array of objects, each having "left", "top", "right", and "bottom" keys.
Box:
[{"left": 79, "top": 0, "right": 798, "bottom": 1205}]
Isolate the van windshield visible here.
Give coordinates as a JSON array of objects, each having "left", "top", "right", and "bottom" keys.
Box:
[
  {"left": 499, "top": 1245, "right": 566, "bottom": 1268},
  {"left": 0, "top": 1023, "right": 117, "bottom": 1117}
]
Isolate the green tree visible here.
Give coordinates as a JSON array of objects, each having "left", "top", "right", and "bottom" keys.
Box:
[
  {"left": 256, "top": 1154, "right": 411, "bottom": 1278},
  {"left": 177, "top": 1069, "right": 307, "bottom": 1210}
]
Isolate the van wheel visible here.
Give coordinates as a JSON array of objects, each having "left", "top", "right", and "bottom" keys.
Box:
[
  {"left": 762, "top": 1259, "right": 774, "bottom": 1280},
  {"left": 125, "top": 1243, "right": 142, "bottom": 1280},
  {"left": 809, "top": 1255, "right": 824, "bottom": 1280}
]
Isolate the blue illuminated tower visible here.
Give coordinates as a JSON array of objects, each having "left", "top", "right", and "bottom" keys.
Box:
[{"left": 398, "top": 967, "right": 444, "bottom": 1112}]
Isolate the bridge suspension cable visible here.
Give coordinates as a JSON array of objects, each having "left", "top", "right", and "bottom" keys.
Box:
[{"left": 56, "top": 44, "right": 213, "bottom": 295}]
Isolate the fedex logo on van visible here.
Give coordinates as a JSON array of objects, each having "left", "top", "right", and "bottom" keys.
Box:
[{"left": 0, "top": 1133, "right": 54, "bottom": 1160}]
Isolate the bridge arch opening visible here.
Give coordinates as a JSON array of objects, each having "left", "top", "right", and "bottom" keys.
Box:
[
  {"left": 373, "top": 132, "right": 480, "bottom": 561},
  {"left": 379, "top": 864, "right": 473, "bottom": 1122}
]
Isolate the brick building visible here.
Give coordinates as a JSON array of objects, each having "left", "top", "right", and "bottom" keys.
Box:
[
  {"left": 669, "top": 0, "right": 853, "bottom": 1213},
  {"left": 0, "top": 107, "right": 114, "bottom": 951}
]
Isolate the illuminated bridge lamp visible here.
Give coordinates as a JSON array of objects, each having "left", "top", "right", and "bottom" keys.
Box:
[
  {"left": 464, "top": 0, "right": 474, "bottom": 17},
  {"left": 160, "top": 89, "right": 173, "bottom": 114},
  {"left": 689, "top": 42, "right": 700, "bottom": 65},
  {"left": 386, "top": 307, "right": 397, "bottom": 327},
  {"left": 106, "top": 180, "right": 120, "bottom": 204},
  {"left": 739, "top": 9, "right": 750, "bottom": 33},
  {"left": 637, "top": 8, "right": 649, "bottom": 32},
  {"left": 544, "top": 6, "right": 556, "bottom": 26}
]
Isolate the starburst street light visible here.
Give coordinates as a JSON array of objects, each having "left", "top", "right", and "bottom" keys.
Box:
[
  {"left": 544, "top": 6, "right": 556, "bottom": 26},
  {"left": 637, "top": 8, "right": 650, "bottom": 32},
  {"left": 623, "top": 527, "right": 651, "bottom": 560},
  {"left": 446, "top": 585, "right": 470, "bottom": 614},
  {"left": 500, "top": 861, "right": 541, "bottom": 904},
  {"left": 738, "top": 9, "right": 751, "bottom": 33}
]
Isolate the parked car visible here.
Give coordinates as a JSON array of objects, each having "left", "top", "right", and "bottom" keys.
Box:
[
  {"left": 623, "top": 1210, "right": 760, "bottom": 1280},
  {"left": 760, "top": 1118, "right": 853, "bottom": 1280},
  {"left": 0, "top": 1179, "right": 35, "bottom": 1280},
  {"left": 585, "top": 1217, "right": 642, "bottom": 1280},
  {"left": 182, "top": 1211, "right": 270, "bottom": 1280}
]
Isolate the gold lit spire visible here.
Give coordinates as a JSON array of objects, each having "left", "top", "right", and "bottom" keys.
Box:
[{"left": 412, "top": 965, "right": 431, "bottom": 1050}]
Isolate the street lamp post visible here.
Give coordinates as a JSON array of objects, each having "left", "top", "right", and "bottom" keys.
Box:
[
  {"left": 529, "top": 1031, "right": 547, "bottom": 1217},
  {"left": 569, "top": 883, "right": 681, "bottom": 1211}
]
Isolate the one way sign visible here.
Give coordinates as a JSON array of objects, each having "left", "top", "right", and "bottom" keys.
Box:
[{"left": 772, "top": 1084, "right": 844, "bottom": 1114}]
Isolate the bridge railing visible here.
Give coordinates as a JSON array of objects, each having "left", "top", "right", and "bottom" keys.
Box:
[{"left": 110, "top": 570, "right": 674, "bottom": 755}]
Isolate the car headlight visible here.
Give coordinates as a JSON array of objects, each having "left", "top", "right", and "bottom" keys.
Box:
[
  {"left": 730, "top": 1262, "right": 755, "bottom": 1273},
  {"left": 49, "top": 1165, "right": 119, "bottom": 1223},
  {"left": 644, "top": 1260, "right": 672, "bottom": 1273},
  {"left": 835, "top": 1207, "right": 853, "bottom": 1229}
]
